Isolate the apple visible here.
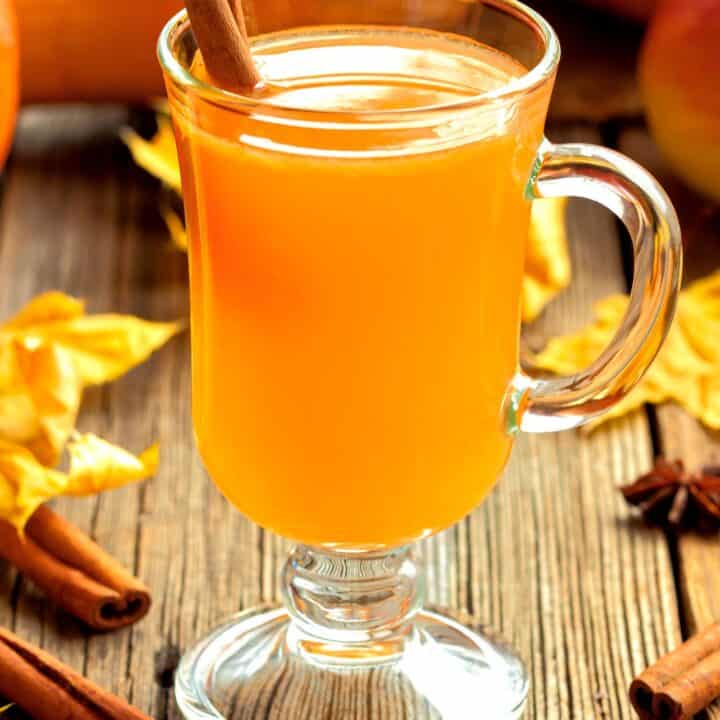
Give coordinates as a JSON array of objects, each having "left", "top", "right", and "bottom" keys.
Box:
[
  {"left": 640, "top": 0, "right": 720, "bottom": 200},
  {"left": 577, "top": 0, "right": 658, "bottom": 22}
]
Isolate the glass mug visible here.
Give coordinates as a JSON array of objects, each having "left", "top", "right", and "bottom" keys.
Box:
[{"left": 159, "top": 1, "right": 682, "bottom": 718}]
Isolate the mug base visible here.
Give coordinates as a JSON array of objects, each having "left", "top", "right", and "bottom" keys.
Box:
[{"left": 174, "top": 605, "right": 529, "bottom": 719}]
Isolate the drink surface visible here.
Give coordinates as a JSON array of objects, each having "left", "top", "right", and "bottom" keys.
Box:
[
  {"left": 174, "top": 27, "right": 550, "bottom": 547},
  {"left": 191, "top": 28, "right": 525, "bottom": 111}
]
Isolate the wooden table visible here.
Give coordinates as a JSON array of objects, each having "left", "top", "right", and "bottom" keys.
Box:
[{"left": 1, "top": 6, "right": 719, "bottom": 719}]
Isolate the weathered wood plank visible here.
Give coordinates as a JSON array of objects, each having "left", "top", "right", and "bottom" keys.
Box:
[
  {"left": 0, "top": 111, "right": 680, "bottom": 720},
  {"left": 619, "top": 127, "right": 720, "bottom": 719}
]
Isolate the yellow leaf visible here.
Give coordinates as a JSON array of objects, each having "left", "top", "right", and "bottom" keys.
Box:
[
  {"left": 534, "top": 294, "right": 628, "bottom": 374},
  {"left": 2, "top": 291, "right": 85, "bottom": 331},
  {"left": 0, "top": 440, "right": 69, "bottom": 531},
  {"left": 522, "top": 197, "right": 570, "bottom": 322},
  {"left": 14, "top": 342, "right": 82, "bottom": 466},
  {"left": 0, "top": 434, "right": 158, "bottom": 531},
  {"left": 0, "top": 292, "right": 179, "bottom": 473},
  {"left": 121, "top": 118, "right": 181, "bottom": 192},
  {"left": 66, "top": 433, "right": 159, "bottom": 496},
  {"left": 0, "top": 340, "right": 81, "bottom": 467},
  {"left": 533, "top": 270, "right": 720, "bottom": 430},
  {"left": 161, "top": 205, "right": 188, "bottom": 251},
  {"left": 1, "top": 292, "right": 182, "bottom": 387},
  {"left": 28, "top": 313, "right": 182, "bottom": 386},
  {"left": 0, "top": 293, "right": 174, "bottom": 528},
  {"left": 0, "top": 704, "right": 13, "bottom": 714},
  {"left": 0, "top": 338, "right": 37, "bottom": 447}
]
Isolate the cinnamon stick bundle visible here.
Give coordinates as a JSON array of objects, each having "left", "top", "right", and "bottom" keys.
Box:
[
  {"left": 0, "top": 505, "right": 150, "bottom": 631},
  {"left": 0, "top": 627, "right": 150, "bottom": 720},
  {"left": 630, "top": 622, "right": 720, "bottom": 719}
]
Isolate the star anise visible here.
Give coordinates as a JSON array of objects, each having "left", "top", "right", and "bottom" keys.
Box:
[{"left": 620, "top": 459, "right": 720, "bottom": 530}]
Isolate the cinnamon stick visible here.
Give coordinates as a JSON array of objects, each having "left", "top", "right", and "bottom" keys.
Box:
[
  {"left": 0, "top": 505, "right": 150, "bottom": 631},
  {"left": 228, "top": 0, "right": 251, "bottom": 36},
  {"left": 630, "top": 622, "right": 720, "bottom": 719},
  {"left": 184, "top": 0, "right": 261, "bottom": 91},
  {"left": 0, "top": 626, "right": 150, "bottom": 720},
  {"left": 653, "top": 649, "right": 720, "bottom": 720}
]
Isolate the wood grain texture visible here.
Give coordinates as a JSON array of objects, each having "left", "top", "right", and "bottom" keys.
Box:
[
  {"left": 619, "top": 127, "right": 720, "bottom": 719},
  {"left": 0, "top": 111, "right": 681, "bottom": 719}
]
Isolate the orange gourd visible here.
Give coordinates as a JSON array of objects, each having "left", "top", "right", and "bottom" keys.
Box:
[
  {"left": 0, "top": 0, "right": 18, "bottom": 167},
  {"left": 17, "top": 0, "right": 183, "bottom": 103},
  {"left": 16, "top": 0, "right": 471, "bottom": 103},
  {"left": 244, "top": 0, "right": 470, "bottom": 32}
]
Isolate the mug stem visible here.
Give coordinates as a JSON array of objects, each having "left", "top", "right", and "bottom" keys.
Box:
[{"left": 281, "top": 545, "right": 425, "bottom": 665}]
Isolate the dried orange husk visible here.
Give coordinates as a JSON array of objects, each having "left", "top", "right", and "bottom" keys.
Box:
[
  {"left": 0, "top": 436, "right": 159, "bottom": 532},
  {"left": 0, "top": 440, "right": 69, "bottom": 531},
  {"left": 65, "top": 433, "right": 159, "bottom": 495},
  {"left": 0, "top": 336, "right": 81, "bottom": 467},
  {"left": 161, "top": 204, "right": 188, "bottom": 251},
  {"left": 522, "top": 197, "right": 570, "bottom": 322},
  {"left": 3, "top": 291, "right": 85, "bottom": 329},
  {"left": 32, "top": 313, "right": 182, "bottom": 386},
  {"left": 533, "top": 271, "right": 720, "bottom": 429},
  {"left": 11, "top": 342, "right": 82, "bottom": 466},
  {"left": 121, "top": 116, "right": 181, "bottom": 193},
  {"left": 0, "top": 292, "right": 180, "bottom": 527},
  {"left": 1, "top": 291, "right": 182, "bottom": 386}
]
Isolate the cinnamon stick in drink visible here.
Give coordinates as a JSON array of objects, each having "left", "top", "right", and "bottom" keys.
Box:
[
  {"left": 0, "top": 627, "right": 150, "bottom": 720},
  {"left": 228, "top": 0, "right": 251, "bottom": 36},
  {"left": 0, "top": 505, "right": 150, "bottom": 630},
  {"left": 184, "top": 0, "right": 261, "bottom": 90},
  {"left": 629, "top": 622, "right": 720, "bottom": 718}
]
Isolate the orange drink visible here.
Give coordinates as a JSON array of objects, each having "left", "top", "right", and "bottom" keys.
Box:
[
  {"left": 0, "top": 0, "right": 17, "bottom": 168},
  {"left": 170, "top": 27, "right": 552, "bottom": 546}
]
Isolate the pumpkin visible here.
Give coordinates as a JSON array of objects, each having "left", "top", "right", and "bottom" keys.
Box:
[
  {"left": 245, "top": 0, "right": 471, "bottom": 32},
  {"left": 17, "top": 0, "right": 183, "bottom": 102},
  {"left": 16, "top": 0, "right": 666, "bottom": 104},
  {"left": 17, "top": 0, "right": 475, "bottom": 102},
  {"left": 0, "top": 0, "right": 18, "bottom": 167}
]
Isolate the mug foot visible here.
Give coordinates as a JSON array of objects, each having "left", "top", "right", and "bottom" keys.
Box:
[{"left": 175, "top": 605, "right": 529, "bottom": 719}]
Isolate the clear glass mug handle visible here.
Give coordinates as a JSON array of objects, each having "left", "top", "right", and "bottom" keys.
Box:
[{"left": 508, "top": 139, "right": 683, "bottom": 433}]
